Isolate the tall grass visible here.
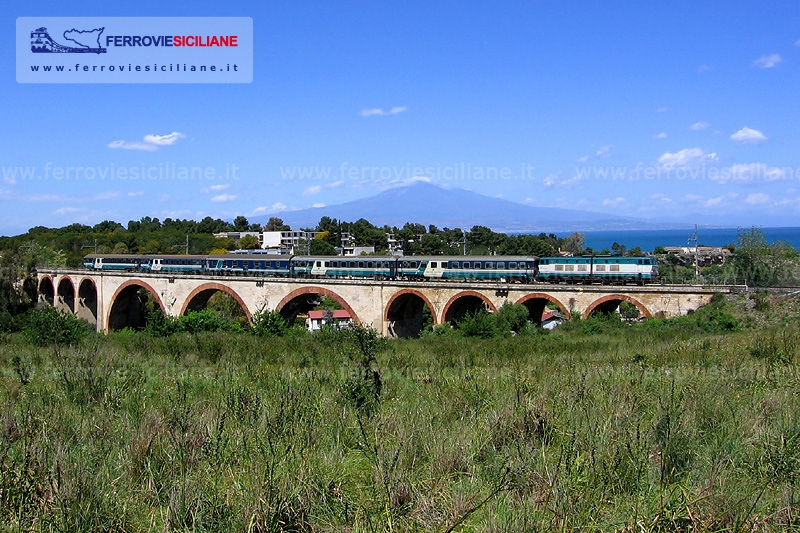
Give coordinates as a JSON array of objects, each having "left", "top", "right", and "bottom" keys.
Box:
[{"left": 1, "top": 294, "right": 799, "bottom": 531}]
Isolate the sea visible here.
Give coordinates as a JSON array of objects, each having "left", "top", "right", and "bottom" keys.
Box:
[{"left": 554, "top": 227, "right": 800, "bottom": 253}]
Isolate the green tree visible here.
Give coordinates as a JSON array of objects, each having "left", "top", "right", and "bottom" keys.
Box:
[
  {"left": 733, "top": 227, "right": 799, "bottom": 286},
  {"left": 265, "top": 217, "right": 290, "bottom": 231},
  {"left": 238, "top": 234, "right": 261, "bottom": 249},
  {"left": 233, "top": 216, "right": 250, "bottom": 232}
]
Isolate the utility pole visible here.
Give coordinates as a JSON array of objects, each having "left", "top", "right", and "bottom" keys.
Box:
[
  {"left": 172, "top": 235, "right": 189, "bottom": 255},
  {"left": 81, "top": 239, "right": 98, "bottom": 254},
  {"left": 687, "top": 224, "right": 700, "bottom": 282}
]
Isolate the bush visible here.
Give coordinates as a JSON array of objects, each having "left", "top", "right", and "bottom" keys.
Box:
[
  {"left": 458, "top": 310, "right": 498, "bottom": 338},
  {"left": 494, "top": 301, "right": 529, "bottom": 334},
  {"left": 251, "top": 309, "right": 287, "bottom": 337},
  {"left": 25, "top": 306, "right": 92, "bottom": 346}
]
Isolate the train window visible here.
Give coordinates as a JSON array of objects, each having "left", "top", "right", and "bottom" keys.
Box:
[
  {"left": 451, "top": 261, "right": 459, "bottom": 269},
  {"left": 555, "top": 264, "right": 564, "bottom": 271},
  {"left": 644, "top": 259, "right": 651, "bottom": 265},
  {"left": 638, "top": 259, "right": 643, "bottom": 265},
  {"left": 474, "top": 262, "right": 482, "bottom": 269},
  {"left": 485, "top": 262, "right": 494, "bottom": 269},
  {"left": 610, "top": 265, "right": 620, "bottom": 272},
  {"left": 497, "top": 262, "right": 505, "bottom": 269},
  {"left": 358, "top": 261, "right": 364, "bottom": 268},
  {"left": 431, "top": 262, "right": 437, "bottom": 268},
  {"left": 509, "top": 262, "right": 517, "bottom": 269},
  {"left": 368, "top": 262, "right": 373, "bottom": 268},
  {"left": 596, "top": 264, "right": 606, "bottom": 271},
  {"left": 565, "top": 265, "right": 574, "bottom": 271},
  {"left": 578, "top": 265, "right": 588, "bottom": 271}
]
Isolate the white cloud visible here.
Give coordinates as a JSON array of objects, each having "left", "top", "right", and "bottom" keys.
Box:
[
  {"left": 143, "top": 132, "right": 186, "bottom": 146},
  {"left": 697, "top": 64, "right": 711, "bottom": 73},
  {"left": 387, "top": 175, "right": 432, "bottom": 188},
  {"left": 577, "top": 155, "right": 589, "bottom": 163},
  {"left": 746, "top": 192, "right": 770, "bottom": 204},
  {"left": 704, "top": 197, "right": 723, "bottom": 207},
  {"left": 730, "top": 127, "right": 768, "bottom": 144},
  {"left": 658, "top": 148, "right": 717, "bottom": 168},
  {"left": 360, "top": 106, "right": 408, "bottom": 117},
  {"left": 211, "top": 194, "right": 237, "bottom": 203},
  {"left": 253, "top": 202, "right": 288, "bottom": 215},
  {"left": 720, "top": 163, "right": 788, "bottom": 183},
  {"left": 690, "top": 122, "right": 709, "bottom": 130},
  {"left": 796, "top": 39, "right": 800, "bottom": 47},
  {"left": 108, "top": 140, "right": 158, "bottom": 152},
  {"left": 651, "top": 193, "right": 673, "bottom": 203},
  {"left": 303, "top": 185, "right": 322, "bottom": 196},
  {"left": 312, "top": 203, "right": 326, "bottom": 208},
  {"left": 602, "top": 197, "right": 625, "bottom": 207},
  {"left": 109, "top": 131, "right": 186, "bottom": 151},
  {"left": 596, "top": 145, "right": 611, "bottom": 158},
  {"left": 54, "top": 206, "right": 83, "bottom": 215},
  {"left": 93, "top": 191, "right": 123, "bottom": 201},
  {"left": 209, "top": 184, "right": 229, "bottom": 191},
  {"left": 753, "top": 54, "right": 783, "bottom": 68},
  {"left": 656, "top": 106, "right": 669, "bottom": 113},
  {"left": 654, "top": 132, "right": 668, "bottom": 139}
]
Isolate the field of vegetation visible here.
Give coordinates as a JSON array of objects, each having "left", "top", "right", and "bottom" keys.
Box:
[{"left": 2, "top": 290, "right": 800, "bottom": 532}]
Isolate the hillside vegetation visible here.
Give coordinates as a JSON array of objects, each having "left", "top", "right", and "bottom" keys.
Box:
[{"left": 2, "top": 291, "right": 800, "bottom": 531}]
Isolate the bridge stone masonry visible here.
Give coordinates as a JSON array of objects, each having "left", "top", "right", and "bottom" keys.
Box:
[{"left": 36, "top": 269, "right": 727, "bottom": 337}]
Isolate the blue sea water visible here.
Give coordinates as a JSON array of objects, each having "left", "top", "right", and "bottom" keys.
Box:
[{"left": 555, "top": 227, "right": 800, "bottom": 253}]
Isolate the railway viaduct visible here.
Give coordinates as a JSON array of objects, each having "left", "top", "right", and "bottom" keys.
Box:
[{"left": 36, "top": 269, "right": 727, "bottom": 337}]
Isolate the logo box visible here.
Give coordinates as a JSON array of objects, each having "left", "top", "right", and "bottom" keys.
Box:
[{"left": 17, "top": 17, "right": 252, "bottom": 83}]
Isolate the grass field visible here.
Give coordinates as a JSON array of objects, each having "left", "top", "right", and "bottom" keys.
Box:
[{"left": 2, "top": 292, "right": 800, "bottom": 532}]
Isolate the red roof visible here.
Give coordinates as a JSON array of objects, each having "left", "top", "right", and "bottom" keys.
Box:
[{"left": 307, "top": 310, "right": 351, "bottom": 320}]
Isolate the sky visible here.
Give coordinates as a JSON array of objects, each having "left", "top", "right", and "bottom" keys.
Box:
[{"left": 2, "top": 1, "right": 800, "bottom": 235}]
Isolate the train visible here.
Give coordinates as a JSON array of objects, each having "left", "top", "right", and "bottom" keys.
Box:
[{"left": 83, "top": 253, "right": 658, "bottom": 284}]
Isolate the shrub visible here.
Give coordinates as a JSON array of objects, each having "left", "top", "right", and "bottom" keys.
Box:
[
  {"left": 458, "top": 310, "right": 498, "bottom": 338},
  {"left": 251, "top": 309, "right": 287, "bottom": 337},
  {"left": 25, "top": 306, "right": 92, "bottom": 346},
  {"left": 494, "top": 301, "right": 529, "bottom": 334}
]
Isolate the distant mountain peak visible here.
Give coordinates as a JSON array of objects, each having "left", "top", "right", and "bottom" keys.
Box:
[{"left": 251, "top": 182, "right": 677, "bottom": 232}]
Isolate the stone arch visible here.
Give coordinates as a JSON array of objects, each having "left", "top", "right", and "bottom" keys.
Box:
[
  {"left": 76, "top": 277, "right": 98, "bottom": 327},
  {"left": 583, "top": 294, "right": 652, "bottom": 319},
  {"left": 38, "top": 275, "right": 55, "bottom": 306},
  {"left": 515, "top": 293, "right": 571, "bottom": 324},
  {"left": 106, "top": 280, "right": 166, "bottom": 332},
  {"left": 441, "top": 291, "right": 497, "bottom": 325},
  {"left": 180, "top": 282, "right": 252, "bottom": 322},
  {"left": 56, "top": 276, "right": 76, "bottom": 314},
  {"left": 277, "top": 286, "right": 359, "bottom": 326},
  {"left": 384, "top": 288, "right": 437, "bottom": 338}
]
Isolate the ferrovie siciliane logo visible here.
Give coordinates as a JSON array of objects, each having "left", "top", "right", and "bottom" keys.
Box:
[
  {"left": 17, "top": 17, "right": 253, "bottom": 83},
  {"left": 31, "top": 26, "right": 107, "bottom": 54}
]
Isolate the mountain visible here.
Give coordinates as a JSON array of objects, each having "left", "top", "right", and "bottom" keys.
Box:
[{"left": 251, "top": 183, "right": 689, "bottom": 233}]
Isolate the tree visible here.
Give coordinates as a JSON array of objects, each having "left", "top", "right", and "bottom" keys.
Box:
[
  {"left": 238, "top": 234, "right": 261, "bottom": 250},
  {"left": 265, "top": 217, "right": 290, "bottom": 231},
  {"left": 233, "top": 216, "right": 250, "bottom": 232},
  {"left": 561, "top": 232, "right": 585, "bottom": 255},
  {"left": 611, "top": 242, "right": 627, "bottom": 256},
  {"left": 733, "top": 227, "right": 799, "bottom": 286}
]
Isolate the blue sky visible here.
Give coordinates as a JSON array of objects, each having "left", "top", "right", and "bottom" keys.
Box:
[{"left": 3, "top": 1, "right": 800, "bottom": 235}]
